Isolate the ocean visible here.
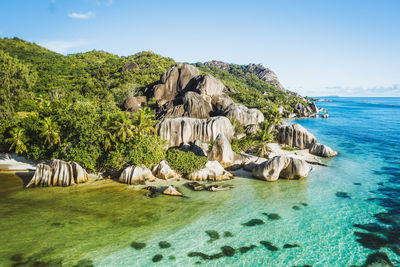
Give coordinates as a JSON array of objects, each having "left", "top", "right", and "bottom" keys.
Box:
[{"left": 1, "top": 97, "right": 399, "bottom": 266}]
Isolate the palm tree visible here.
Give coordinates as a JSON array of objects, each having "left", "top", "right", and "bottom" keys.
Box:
[
  {"left": 103, "top": 129, "right": 115, "bottom": 151},
  {"left": 40, "top": 117, "right": 60, "bottom": 147},
  {"left": 113, "top": 112, "right": 135, "bottom": 142},
  {"left": 132, "top": 107, "right": 157, "bottom": 136},
  {"left": 6, "top": 127, "right": 28, "bottom": 154},
  {"left": 257, "top": 120, "right": 277, "bottom": 157}
]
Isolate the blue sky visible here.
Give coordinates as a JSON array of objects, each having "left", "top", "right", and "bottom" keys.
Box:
[{"left": 1, "top": 0, "right": 399, "bottom": 96}]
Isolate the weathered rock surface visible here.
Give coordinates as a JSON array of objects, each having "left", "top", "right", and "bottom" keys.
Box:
[
  {"left": 211, "top": 93, "right": 234, "bottom": 112},
  {"left": 204, "top": 60, "right": 230, "bottom": 70},
  {"left": 276, "top": 124, "right": 317, "bottom": 149},
  {"left": 153, "top": 160, "right": 180, "bottom": 180},
  {"left": 252, "top": 156, "right": 310, "bottom": 181},
  {"left": 119, "top": 165, "right": 155, "bottom": 185},
  {"left": 194, "top": 74, "right": 225, "bottom": 96},
  {"left": 163, "top": 185, "right": 183, "bottom": 197},
  {"left": 188, "top": 181, "right": 207, "bottom": 191},
  {"left": 293, "top": 103, "right": 312, "bottom": 117},
  {"left": 156, "top": 116, "right": 234, "bottom": 147},
  {"left": 26, "top": 160, "right": 88, "bottom": 188},
  {"left": 187, "top": 161, "right": 233, "bottom": 181},
  {"left": 179, "top": 64, "right": 200, "bottom": 91},
  {"left": 208, "top": 133, "right": 239, "bottom": 168},
  {"left": 309, "top": 143, "right": 338, "bottom": 157},
  {"left": 182, "top": 91, "right": 212, "bottom": 119},
  {"left": 120, "top": 62, "right": 138, "bottom": 72},
  {"left": 224, "top": 103, "right": 264, "bottom": 126},
  {"left": 152, "top": 67, "right": 180, "bottom": 105},
  {"left": 124, "top": 96, "right": 147, "bottom": 111}
]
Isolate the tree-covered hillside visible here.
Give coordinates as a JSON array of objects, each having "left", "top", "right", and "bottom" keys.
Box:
[{"left": 0, "top": 37, "right": 307, "bottom": 171}]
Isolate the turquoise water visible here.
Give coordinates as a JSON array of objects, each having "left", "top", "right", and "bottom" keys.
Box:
[{"left": 98, "top": 97, "right": 400, "bottom": 266}]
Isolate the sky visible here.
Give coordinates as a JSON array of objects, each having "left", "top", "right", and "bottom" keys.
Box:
[{"left": 0, "top": 0, "right": 399, "bottom": 97}]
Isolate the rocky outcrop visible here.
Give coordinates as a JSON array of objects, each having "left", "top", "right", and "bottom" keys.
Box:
[
  {"left": 26, "top": 160, "right": 88, "bottom": 188},
  {"left": 187, "top": 161, "right": 233, "bottom": 181},
  {"left": 252, "top": 156, "right": 310, "bottom": 181},
  {"left": 224, "top": 103, "right": 264, "bottom": 126},
  {"left": 182, "top": 91, "right": 212, "bottom": 119},
  {"left": 194, "top": 74, "right": 225, "bottom": 96},
  {"left": 211, "top": 93, "right": 234, "bottom": 112},
  {"left": 156, "top": 116, "right": 234, "bottom": 148},
  {"left": 163, "top": 185, "right": 183, "bottom": 197},
  {"left": 244, "top": 63, "right": 285, "bottom": 91},
  {"left": 204, "top": 60, "right": 230, "bottom": 70},
  {"left": 119, "top": 165, "right": 155, "bottom": 185},
  {"left": 124, "top": 96, "right": 147, "bottom": 111},
  {"left": 120, "top": 62, "right": 138, "bottom": 72},
  {"left": 152, "top": 67, "right": 180, "bottom": 106},
  {"left": 309, "top": 143, "right": 338, "bottom": 157},
  {"left": 208, "top": 133, "right": 240, "bottom": 169},
  {"left": 293, "top": 103, "right": 312, "bottom": 117},
  {"left": 276, "top": 124, "right": 317, "bottom": 149},
  {"left": 153, "top": 160, "right": 180, "bottom": 180},
  {"left": 179, "top": 64, "right": 200, "bottom": 91}
]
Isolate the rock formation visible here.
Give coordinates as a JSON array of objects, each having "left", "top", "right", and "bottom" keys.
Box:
[
  {"left": 224, "top": 103, "right": 264, "bottom": 126},
  {"left": 152, "top": 67, "right": 180, "bottom": 106},
  {"left": 194, "top": 74, "right": 225, "bottom": 96},
  {"left": 156, "top": 116, "right": 234, "bottom": 148},
  {"left": 309, "top": 143, "right": 338, "bottom": 157},
  {"left": 26, "top": 159, "right": 88, "bottom": 188},
  {"left": 244, "top": 63, "right": 285, "bottom": 91},
  {"left": 163, "top": 185, "right": 183, "bottom": 197},
  {"left": 179, "top": 64, "right": 200, "bottom": 91},
  {"left": 182, "top": 91, "right": 212, "bottom": 119},
  {"left": 252, "top": 156, "right": 310, "bottom": 181},
  {"left": 124, "top": 96, "right": 147, "bottom": 111},
  {"left": 153, "top": 160, "right": 180, "bottom": 180},
  {"left": 119, "top": 165, "right": 155, "bottom": 185},
  {"left": 276, "top": 124, "right": 317, "bottom": 149},
  {"left": 208, "top": 133, "right": 240, "bottom": 169},
  {"left": 187, "top": 161, "right": 233, "bottom": 181}
]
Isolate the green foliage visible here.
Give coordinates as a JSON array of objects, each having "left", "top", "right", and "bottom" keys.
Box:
[
  {"left": 6, "top": 127, "right": 28, "bottom": 154},
  {"left": 166, "top": 149, "right": 207, "bottom": 175},
  {"left": 282, "top": 146, "right": 296, "bottom": 151},
  {"left": 231, "top": 136, "right": 256, "bottom": 153}
]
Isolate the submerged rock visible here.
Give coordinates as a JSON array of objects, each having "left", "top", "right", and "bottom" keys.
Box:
[
  {"left": 187, "top": 182, "right": 207, "bottom": 191},
  {"left": 153, "top": 160, "right": 179, "bottom": 180},
  {"left": 242, "top": 219, "right": 265, "bottom": 226},
  {"left": 309, "top": 142, "right": 338, "bottom": 157},
  {"left": 187, "top": 161, "right": 233, "bottom": 181},
  {"left": 119, "top": 165, "right": 155, "bottom": 185},
  {"left": 163, "top": 185, "right": 183, "bottom": 197},
  {"left": 156, "top": 116, "right": 234, "bottom": 148},
  {"left": 26, "top": 160, "right": 88, "bottom": 188},
  {"left": 207, "top": 184, "right": 232, "bottom": 191}
]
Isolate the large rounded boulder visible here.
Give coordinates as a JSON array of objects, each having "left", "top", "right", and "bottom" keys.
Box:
[
  {"left": 252, "top": 156, "right": 310, "bottom": 181},
  {"left": 276, "top": 124, "right": 317, "bottom": 149}
]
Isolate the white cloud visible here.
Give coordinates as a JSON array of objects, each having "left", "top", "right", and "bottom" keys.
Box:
[
  {"left": 68, "top": 11, "right": 95, "bottom": 19},
  {"left": 39, "top": 39, "right": 89, "bottom": 54}
]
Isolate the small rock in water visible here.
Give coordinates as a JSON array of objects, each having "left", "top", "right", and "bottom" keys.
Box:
[
  {"left": 242, "top": 219, "right": 265, "bottom": 226},
  {"left": 283, "top": 244, "right": 300, "bottom": 249},
  {"left": 73, "top": 259, "right": 94, "bottom": 267},
  {"left": 353, "top": 182, "right": 362, "bottom": 186},
  {"left": 221, "top": 246, "right": 235, "bottom": 257},
  {"left": 152, "top": 254, "right": 163, "bottom": 262},
  {"left": 205, "top": 230, "right": 220, "bottom": 243},
  {"left": 51, "top": 222, "right": 64, "bottom": 227},
  {"left": 223, "top": 231, "right": 234, "bottom": 238},
  {"left": 144, "top": 186, "right": 158, "bottom": 198},
  {"left": 159, "top": 241, "right": 171, "bottom": 249},
  {"left": 300, "top": 202, "right": 308, "bottom": 206},
  {"left": 188, "top": 182, "right": 206, "bottom": 191},
  {"left": 207, "top": 184, "right": 231, "bottom": 191},
  {"left": 168, "top": 255, "right": 176, "bottom": 260},
  {"left": 188, "top": 252, "right": 210, "bottom": 260},
  {"left": 292, "top": 205, "right": 301, "bottom": 210},
  {"left": 377, "top": 182, "right": 384, "bottom": 186},
  {"left": 262, "top": 213, "right": 282, "bottom": 220},
  {"left": 239, "top": 245, "right": 257, "bottom": 254},
  {"left": 364, "top": 252, "right": 394, "bottom": 266},
  {"left": 131, "top": 241, "right": 146, "bottom": 250},
  {"left": 10, "top": 254, "right": 23, "bottom": 262},
  {"left": 163, "top": 185, "right": 184, "bottom": 197},
  {"left": 260, "top": 241, "right": 279, "bottom": 251},
  {"left": 336, "top": 192, "right": 351, "bottom": 199}
]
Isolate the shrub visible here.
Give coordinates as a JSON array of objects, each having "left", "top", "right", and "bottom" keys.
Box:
[
  {"left": 166, "top": 149, "right": 207, "bottom": 175},
  {"left": 231, "top": 136, "right": 256, "bottom": 153}
]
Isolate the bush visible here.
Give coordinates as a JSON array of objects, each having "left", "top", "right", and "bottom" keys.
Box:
[
  {"left": 231, "top": 136, "right": 256, "bottom": 153},
  {"left": 166, "top": 149, "right": 207, "bottom": 175}
]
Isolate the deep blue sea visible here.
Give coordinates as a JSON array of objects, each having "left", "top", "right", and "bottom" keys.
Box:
[{"left": 95, "top": 97, "right": 400, "bottom": 266}]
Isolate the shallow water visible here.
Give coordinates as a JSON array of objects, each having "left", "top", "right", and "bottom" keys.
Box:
[{"left": 1, "top": 97, "right": 400, "bottom": 266}]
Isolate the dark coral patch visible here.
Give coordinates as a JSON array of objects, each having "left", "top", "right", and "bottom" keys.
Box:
[
  {"left": 168, "top": 255, "right": 176, "bottom": 260},
  {"left": 242, "top": 219, "right": 264, "bottom": 226},
  {"left": 159, "top": 241, "right": 171, "bottom": 249},
  {"left": 300, "top": 202, "right": 309, "bottom": 206},
  {"left": 283, "top": 243, "right": 300, "bottom": 249},
  {"left": 239, "top": 245, "right": 257, "bottom": 254},
  {"left": 131, "top": 241, "right": 146, "bottom": 250},
  {"left": 221, "top": 246, "right": 235, "bottom": 257},
  {"left": 72, "top": 259, "right": 94, "bottom": 267},
  {"left": 364, "top": 252, "right": 394, "bottom": 266},
  {"left": 262, "top": 213, "right": 282, "bottom": 220},
  {"left": 188, "top": 252, "right": 210, "bottom": 260},
  {"left": 292, "top": 205, "right": 301, "bottom": 210},
  {"left": 336, "top": 192, "right": 351, "bottom": 198},
  {"left": 223, "top": 231, "right": 234, "bottom": 237},
  {"left": 354, "top": 232, "right": 387, "bottom": 250},
  {"left": 260, "top": 241, "right": 279, "bottom": 251},
  {"left": 152, "top": 254, "right": 163, "bottom": 262},
  {"left": 353, "top": 182, "right": 362, "bottom": 186},
  {"left": 10, "top": 254, "right": 23, "bottom": 262},
  {"left": 205, "top": 230, "right": 220, "bottom": 243}
]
